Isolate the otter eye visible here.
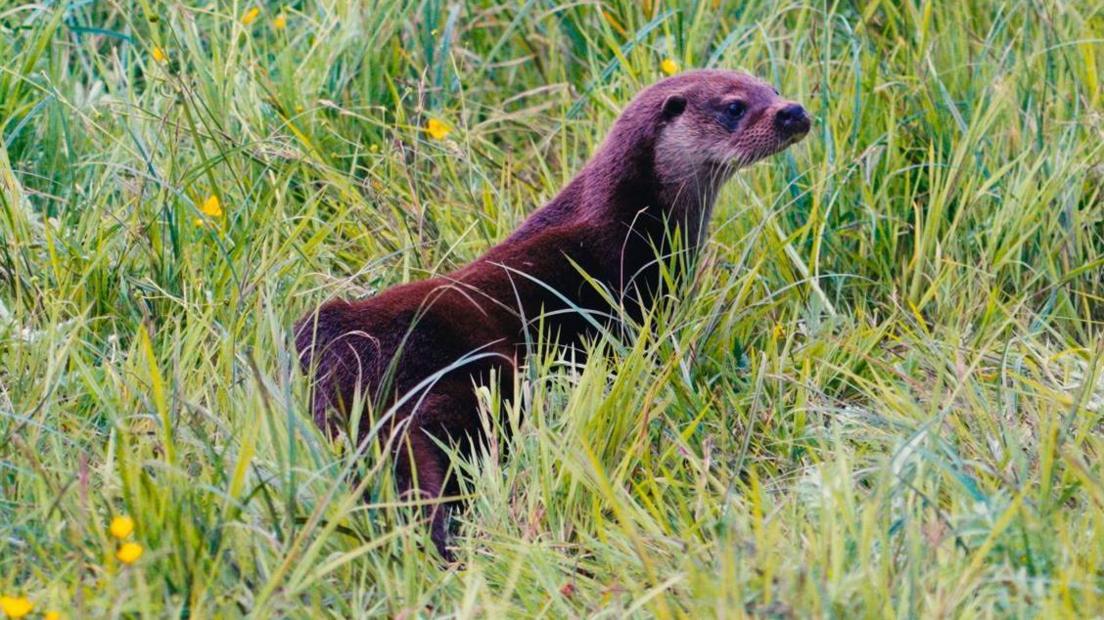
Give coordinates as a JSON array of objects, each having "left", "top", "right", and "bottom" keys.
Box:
[{"left": 726, "top": 101, "right": 747, "bottom": 120}]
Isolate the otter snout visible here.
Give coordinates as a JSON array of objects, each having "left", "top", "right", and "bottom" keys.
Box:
[{"left": 774, "top": 103, "right": 811, "bottom": 137}]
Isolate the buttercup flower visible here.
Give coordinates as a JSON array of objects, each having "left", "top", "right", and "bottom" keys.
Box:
[
  {"left": 0, "top": 596, "right": 33, "bottom": 619},
  {"left": 116, "top": 542, "right": 143, "bottom": 564},
  {"left": 241, "top": 7, "right": 260, "bottom": 26},
  {"left": 425, "top": 118, "right": 450, "bottom": 140},
  {"left": 109, "top": 515, "right": 134, "bottom": 539},
  {"left": 152, "top": 46, "right": 167, "bottom": 63},
  {"left": 200, "top": 195, "right": 223, "bottom": 217},
  {"left": 660, "top": 58, "right": 679, "bottom": 76},
  {"left": 44, "top": 612, "right": 61, "bottom": 620},
  {"left": 273, "top": 13, "right": 287, "bottom": 30}
]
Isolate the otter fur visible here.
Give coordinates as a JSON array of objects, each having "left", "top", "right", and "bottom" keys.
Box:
[{"left": 295, "top": 69, "right": 811, "bottom": 560}]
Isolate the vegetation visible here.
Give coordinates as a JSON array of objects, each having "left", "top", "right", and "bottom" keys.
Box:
[{"left": 2, "top": 0, "right": 1103, "bottom": 616}]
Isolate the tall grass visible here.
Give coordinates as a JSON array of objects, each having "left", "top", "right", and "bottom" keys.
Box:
[{"left": 2, "top": 0, "right": 1103, "bottom": 616}]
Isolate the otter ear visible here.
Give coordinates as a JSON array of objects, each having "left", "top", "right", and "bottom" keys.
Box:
[{"left": 661, "top": 94, "right": 687, "bottom": 119}]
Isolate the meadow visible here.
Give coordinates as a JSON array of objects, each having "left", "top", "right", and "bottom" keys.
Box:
[{"left": 2, "top": 0, "right": 1104, "bottom": 616}]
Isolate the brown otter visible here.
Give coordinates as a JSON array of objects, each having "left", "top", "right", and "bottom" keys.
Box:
[{"left": 295, "top": 69, "right": 810, "bottom": 560}]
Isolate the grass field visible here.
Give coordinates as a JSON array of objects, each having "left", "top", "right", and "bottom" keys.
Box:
[{"left": 2, "top": 0, "right": 1104, "bottom": 617}]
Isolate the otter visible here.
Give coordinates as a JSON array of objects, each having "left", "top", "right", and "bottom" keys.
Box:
[{"left": 295, "top": 69, "right": 810, "bottom": 560}]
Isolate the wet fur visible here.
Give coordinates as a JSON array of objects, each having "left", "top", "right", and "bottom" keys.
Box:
[{"left": 295, "top": 70, "right": 809, "bottom": 560}]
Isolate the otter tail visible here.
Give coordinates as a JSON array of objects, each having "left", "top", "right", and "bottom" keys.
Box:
[{"left": 294, "top": 301, "right": 380, "bottom": 433}]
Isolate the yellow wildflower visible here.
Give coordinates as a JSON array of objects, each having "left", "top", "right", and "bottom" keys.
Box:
[
  {"left": 660, "top": 58, "right": 679, "bottom": 76},
  {"left": 200, "top": 195, "right": 223, "bottom": 217},
  {"left": 116, "top": 542, "right": 143, "bottom": 564},
  {"left": 109, "top": 515, "right": 134, "bottom": 539},
  {"left": 425, "top": 118, "right": 450, "bottom": 140},
  {"left": 151, "top": 46, "right": 167, "bottom": 63},
  {"left": 0, "top": 596, "right": 33, "bottom": 619},
  {"left": 273, "top": 13, "right": 287, "bottom": 30},
  {"left": 772, "top": 323, "right": 785, "bottom": 339},
  {"left": 241, "top": 6, "right": 260, "bottom": 26},
  {"left": 44, "top": 612, "right": 62, "bottom": 620}
]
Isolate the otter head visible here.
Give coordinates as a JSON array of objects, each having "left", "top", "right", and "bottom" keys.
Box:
[
  {"left": 624, "top": 69, "right": 810, "bottom": 243},
  {"left": 651, "top": 69, "right": 810, "bottom": 185}
]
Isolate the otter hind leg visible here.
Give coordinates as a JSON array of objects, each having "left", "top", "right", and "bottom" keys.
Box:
[{"left": 393, "top": 417, "right": 459, "bottom": 563}]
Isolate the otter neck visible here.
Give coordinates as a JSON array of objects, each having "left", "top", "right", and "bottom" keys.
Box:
[
  {"left": 585, "top": 131, "right": 727, "bottom": 251},
  {"left": 656, "top": 163, "right": 730, "bottom": 248}
]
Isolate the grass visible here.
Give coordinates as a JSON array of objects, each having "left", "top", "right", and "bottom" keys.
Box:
[{"left": 2, "top": 0, "right": 1103, "bottom": 616}]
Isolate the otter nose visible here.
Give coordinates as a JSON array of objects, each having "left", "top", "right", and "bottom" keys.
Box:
[{"left": 774, "top": 104, "right": 810, "bottom": 136}]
